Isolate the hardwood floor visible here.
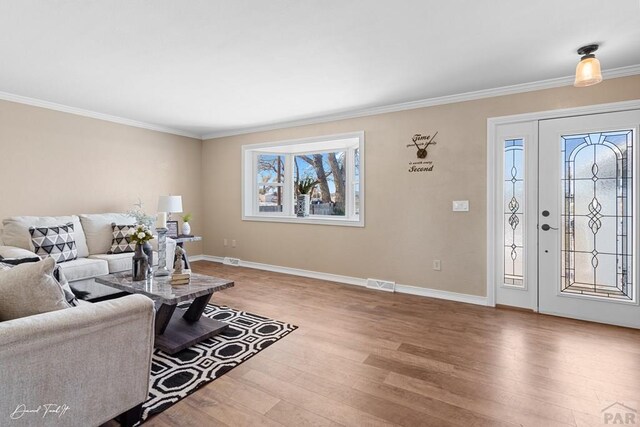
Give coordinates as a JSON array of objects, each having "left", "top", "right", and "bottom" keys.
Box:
[{"left": 142, "top": 261, "right": 640, "bottom": 427}]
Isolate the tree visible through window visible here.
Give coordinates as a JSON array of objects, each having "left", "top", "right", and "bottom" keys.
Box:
[
  {"left": 294, "top": 152, "right": 346, "bottom": 216},
  {"left": 242, "top": 132, "right": 364, "bottom": 226}
]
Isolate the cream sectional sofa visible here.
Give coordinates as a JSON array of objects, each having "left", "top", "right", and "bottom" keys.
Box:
[
  {"left": 0, "top": 213, "right": 176, "bottom": 299},
  {"left": 0, "top": 213, "right": 172, "bottom": 426},
  {"left": 0, "top": 293, "right": 155, "bottom": 426}
]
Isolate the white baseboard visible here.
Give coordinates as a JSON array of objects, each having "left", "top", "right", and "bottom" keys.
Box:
[
  {"left": 394, "top": 284, "right": 488, "bottom": 306},
  {"left": 190, "top": 255, "right": 488, "bottom": 306}
]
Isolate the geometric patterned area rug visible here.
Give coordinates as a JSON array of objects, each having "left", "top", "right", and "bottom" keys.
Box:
[{"left": 141, "top": 304, "right": 297, "bottom": 423}]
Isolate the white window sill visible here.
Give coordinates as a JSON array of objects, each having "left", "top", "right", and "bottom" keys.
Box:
[{"left": 242, "top": 214, "right": 364, "bottom": 227}]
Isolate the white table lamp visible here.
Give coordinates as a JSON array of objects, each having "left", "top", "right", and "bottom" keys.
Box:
[{"left": 158, "top": 195, "right": 183, "bottom": 220}]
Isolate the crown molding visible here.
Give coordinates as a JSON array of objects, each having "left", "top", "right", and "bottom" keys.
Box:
[
  {"left": 0, "top": 91, "right": 201, "bottom": 139},
  {"left": 202, "top": 64, "right": 640, "bottom": 140},
  {"left": 2, "top": 64, "right": 639, "bottom": 141}
]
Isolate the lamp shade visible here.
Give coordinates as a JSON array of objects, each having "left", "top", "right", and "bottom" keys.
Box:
[
  {"left": 574, "top": 56, "right": 602, "bottom": 87},
  {"left": 157, "top": 195, "right": 183, "bottom": 213}
]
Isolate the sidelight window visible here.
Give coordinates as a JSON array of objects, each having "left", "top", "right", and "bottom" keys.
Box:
[{"left": 503, "top": 139, "right": 525, "bottom": 287}]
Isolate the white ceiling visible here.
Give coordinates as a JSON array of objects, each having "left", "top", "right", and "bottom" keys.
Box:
[{"left": 0, "top": 1, "right": 639, "bottom": 138}]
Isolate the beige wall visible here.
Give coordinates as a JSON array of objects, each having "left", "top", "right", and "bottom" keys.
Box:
[
  {"left": 202, "top": 75, "right": 640, "bottom": 297},
  {"left": 2, "top": 75, "right": 639, "bottom": 296},
  {"left": 0, "top": 100, "right": 203, "bottom": 255}
]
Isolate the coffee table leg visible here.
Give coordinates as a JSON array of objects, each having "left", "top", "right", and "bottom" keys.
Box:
[
  {"left": 155, "top": 304, "right": 177, "bottom": 335},
  {"left": 183, "top": 294, "right": 213, "bottom": 322}
]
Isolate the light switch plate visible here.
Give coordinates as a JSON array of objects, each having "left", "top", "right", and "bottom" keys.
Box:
[{"left": 452, "top": 200, "right": 469, "bottom": 212}]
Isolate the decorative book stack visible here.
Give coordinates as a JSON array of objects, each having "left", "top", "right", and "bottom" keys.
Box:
[{"left": 170, "top": 270, "right": 191, "bottom": 286}]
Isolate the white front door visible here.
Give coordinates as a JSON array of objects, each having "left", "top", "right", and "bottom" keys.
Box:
[{"left": 538, "top": 110, "right": 640, "bottom": 328}]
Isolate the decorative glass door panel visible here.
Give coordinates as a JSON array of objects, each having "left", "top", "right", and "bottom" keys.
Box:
[
  {"left": 539, "top": 110, "right": 640, "bottom": 328},
  {"left": 504, "top": 139, "right": 525, "bottom": 287},
  {"left": 561, "top": 131, "right": 634, "bottom": 300}
]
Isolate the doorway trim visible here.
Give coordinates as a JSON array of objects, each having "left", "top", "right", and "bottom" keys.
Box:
[{"left": 486, "top": 99, "right": 640, "bottom": 307}]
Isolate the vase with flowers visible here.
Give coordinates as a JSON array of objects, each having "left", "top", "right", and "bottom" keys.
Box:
[{"left": 129, "top": 224, "right": 154, "bottom": 281}]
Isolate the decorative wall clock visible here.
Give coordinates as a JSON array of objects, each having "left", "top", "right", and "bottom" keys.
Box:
[
  {"left": 406, "top": 131, "right": 438, "bottom": 173},
  {"left": 411, "top": 131, "right": 438, "bottom": 159}
]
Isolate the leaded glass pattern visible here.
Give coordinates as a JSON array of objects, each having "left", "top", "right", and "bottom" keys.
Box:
[
  {"left": 504, "top": 139, "right": 524, "bottom": 287},
  {"left": 561, "top": 130, "right": 634, "bottom": 300}
]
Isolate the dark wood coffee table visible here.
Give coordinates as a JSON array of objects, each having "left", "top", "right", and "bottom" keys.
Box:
[{"left": 95, "top": 272, "right": 234, "bottom": 355}]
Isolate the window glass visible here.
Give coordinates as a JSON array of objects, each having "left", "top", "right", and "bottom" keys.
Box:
[
  {"left": 257, "top": 154, "right": 285, "bottom": 213},
  {"left": 504, "top": 139, "right": 524, "bottom": 287},
  {"left": 242, "top": 132, "right": 364, "bottom": 226},
  {"left": 294, "top": 152, "right": 346, "bottom": 216}
]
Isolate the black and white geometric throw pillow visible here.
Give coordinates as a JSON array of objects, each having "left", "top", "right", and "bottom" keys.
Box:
[
  {"left": 108, "top": 223, "right": 136, "bottom": 254},
  {"left": 29, "top": 222, "right": 78, "bottom": 263}
]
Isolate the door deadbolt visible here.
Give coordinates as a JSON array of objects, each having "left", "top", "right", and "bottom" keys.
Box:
[{"left": 542, "top": 210, "right": 550, "bottom": 217}]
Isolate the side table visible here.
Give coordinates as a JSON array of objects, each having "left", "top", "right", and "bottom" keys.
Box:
[{"left": 173, "top": 235, "right": 202, "bottom": 269}]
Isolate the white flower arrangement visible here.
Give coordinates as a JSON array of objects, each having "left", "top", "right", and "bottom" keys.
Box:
[{"left": 129, "top": 224, "right": 155, "bottom": 245}]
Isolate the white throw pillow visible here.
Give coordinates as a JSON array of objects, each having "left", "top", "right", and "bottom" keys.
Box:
[
  {"left": 0, "top": 258, "right": 71, "bottom": 321},
  {"left": 79, "top": 213, "right": 136, "bottom": 255},
  {"left": 1, "top": 215, "right": 90, "bottom": 258},
  {"left": 0, "top": 246, "right": 39, "bottom": 260}
]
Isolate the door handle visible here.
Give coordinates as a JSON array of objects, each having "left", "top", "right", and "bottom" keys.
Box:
[{"left": 541, "top": 224, "right": 558, "bottom": 231}]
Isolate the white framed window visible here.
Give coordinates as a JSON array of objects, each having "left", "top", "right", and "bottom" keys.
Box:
[{"left": 242, "top": 131, "right": 365, "bottom": 227}]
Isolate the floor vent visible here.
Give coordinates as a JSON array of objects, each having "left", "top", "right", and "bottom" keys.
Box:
[
  {"left": 223, "top": 257, "right": 241, "bottom": 266},
  {"left": 366, "top": 278, "right": 396, "bottom": 292}
]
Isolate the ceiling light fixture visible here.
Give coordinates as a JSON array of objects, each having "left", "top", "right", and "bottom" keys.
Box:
[{"left": 574, "top": 44, "right": 603, "bottom": 87}]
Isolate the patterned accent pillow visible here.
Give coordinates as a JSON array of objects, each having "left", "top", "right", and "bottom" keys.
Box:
[
  {"left": 108, "top": 223, "right": 136, "bottom": 254},
  {"left": 29, "top": 223, "right": 78, "bottom": 263}
]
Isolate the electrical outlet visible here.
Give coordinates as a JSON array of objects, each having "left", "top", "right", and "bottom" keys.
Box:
[
  {"left": 223, "top": 238, "right": 228, "bottom": 247},
  {"left": 232, "top": 239, "right": 237, "bottom": 248},
  {"left": 433, "top": 260, "right": 441, "bottom": 271}
]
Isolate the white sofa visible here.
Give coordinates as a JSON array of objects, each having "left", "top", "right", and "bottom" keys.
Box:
[
  {"left": 0, "top": 213, "right": 176, "bottom": 300},
  {"left": 0, "top": 293, "right": 155, "bottom": 426},
  {"left": 0, "top": 213, "right": 171, "bottom": 426}
]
